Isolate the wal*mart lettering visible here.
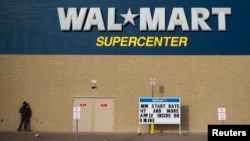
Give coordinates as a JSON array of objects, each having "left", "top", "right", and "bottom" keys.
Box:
[{"left": 58, "top": 7, "right": 231, "bottom": 32}]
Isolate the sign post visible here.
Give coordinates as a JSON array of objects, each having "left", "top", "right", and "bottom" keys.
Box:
[
  {"left": 150, "top": 77, "right": 156, "bottom": 135},
  {"left": 73, "top": 107, "right": 80, "bottom": 141}
]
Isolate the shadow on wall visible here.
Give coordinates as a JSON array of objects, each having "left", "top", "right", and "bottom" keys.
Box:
[{"left": 154, "top": 105, "right": 189, "bottom": 135}]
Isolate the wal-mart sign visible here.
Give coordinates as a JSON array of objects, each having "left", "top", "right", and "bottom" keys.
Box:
[
  {"left": 1, "top": 0, "right": 249, "bottom": 55},
  {"left": 139, "top": 97, "right": 181, "bottom": 124}
]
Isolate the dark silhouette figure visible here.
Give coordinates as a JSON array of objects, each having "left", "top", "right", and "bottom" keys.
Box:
[{"left": 17, "top": 101, "right": 32, "bottom": 132}]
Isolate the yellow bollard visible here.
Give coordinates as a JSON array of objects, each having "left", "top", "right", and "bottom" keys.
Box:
[{"left": 150, "top": 124, "right": 154, "bottom": 135}]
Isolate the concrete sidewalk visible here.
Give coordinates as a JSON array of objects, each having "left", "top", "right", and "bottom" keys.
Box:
[{"left": 0, "top": 131, "right": 207, "bottom": 141}]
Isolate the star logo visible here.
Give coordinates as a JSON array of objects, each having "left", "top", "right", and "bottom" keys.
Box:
[{"left": 120, "top": 8, "right": 139, "bottom": 26}]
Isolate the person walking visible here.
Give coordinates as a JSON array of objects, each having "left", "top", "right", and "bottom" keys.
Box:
[{"left": 17, "top": 101, "right": 32, "bottom": 132}]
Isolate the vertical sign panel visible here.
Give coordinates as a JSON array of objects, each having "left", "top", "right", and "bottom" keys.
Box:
[
  {"left": 73, "top": 107, "right": 80, "bottom": 119},
  {"left": 218, "top": 107, "right": 226, "bottom": 121}
]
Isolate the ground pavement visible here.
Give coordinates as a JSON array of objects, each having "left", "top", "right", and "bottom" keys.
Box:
[{"left": 0, "top": 131, "right": 207, "bottom": 141}]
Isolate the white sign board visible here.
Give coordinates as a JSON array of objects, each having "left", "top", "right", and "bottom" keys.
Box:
[
  {"left": 218, "top": 107, "right": 226, "bottom": 120},
  {"left": 150, "top": 77, "right": 156, "bottom": 86},
  {"left": 73, "top": 107, "right": 81, "bottom": 119},
  {"left": 139, "top": 97, "right": 181, "bottom": 124}
]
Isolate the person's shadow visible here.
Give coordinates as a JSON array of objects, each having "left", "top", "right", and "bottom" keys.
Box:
[{"left": 27, "top": 103, "right": 32, "bottom": 132}]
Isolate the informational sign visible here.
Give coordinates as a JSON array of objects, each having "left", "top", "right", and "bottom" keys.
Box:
[
  {"left": 80, "top": 103, "right": 87, "bottom": 108},
  {"left": 73, "top": 107, "right": 81, "bottom": 119},
  {"left": 218, "top": 107, "right": 226, "bottom": 120},
  {"left": 150, "top": 77, "right": 156, "bottom": 86},
  {"left": 139, "top": 97, "right": 181, "bottom": 124},
  {"left": 101, "top": 103, "right": 108, "bottom": 108}
]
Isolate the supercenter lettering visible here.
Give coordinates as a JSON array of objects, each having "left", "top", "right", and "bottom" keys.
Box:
[{"left": 96, "top": 36, "right": 188, "bottom": 47}]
